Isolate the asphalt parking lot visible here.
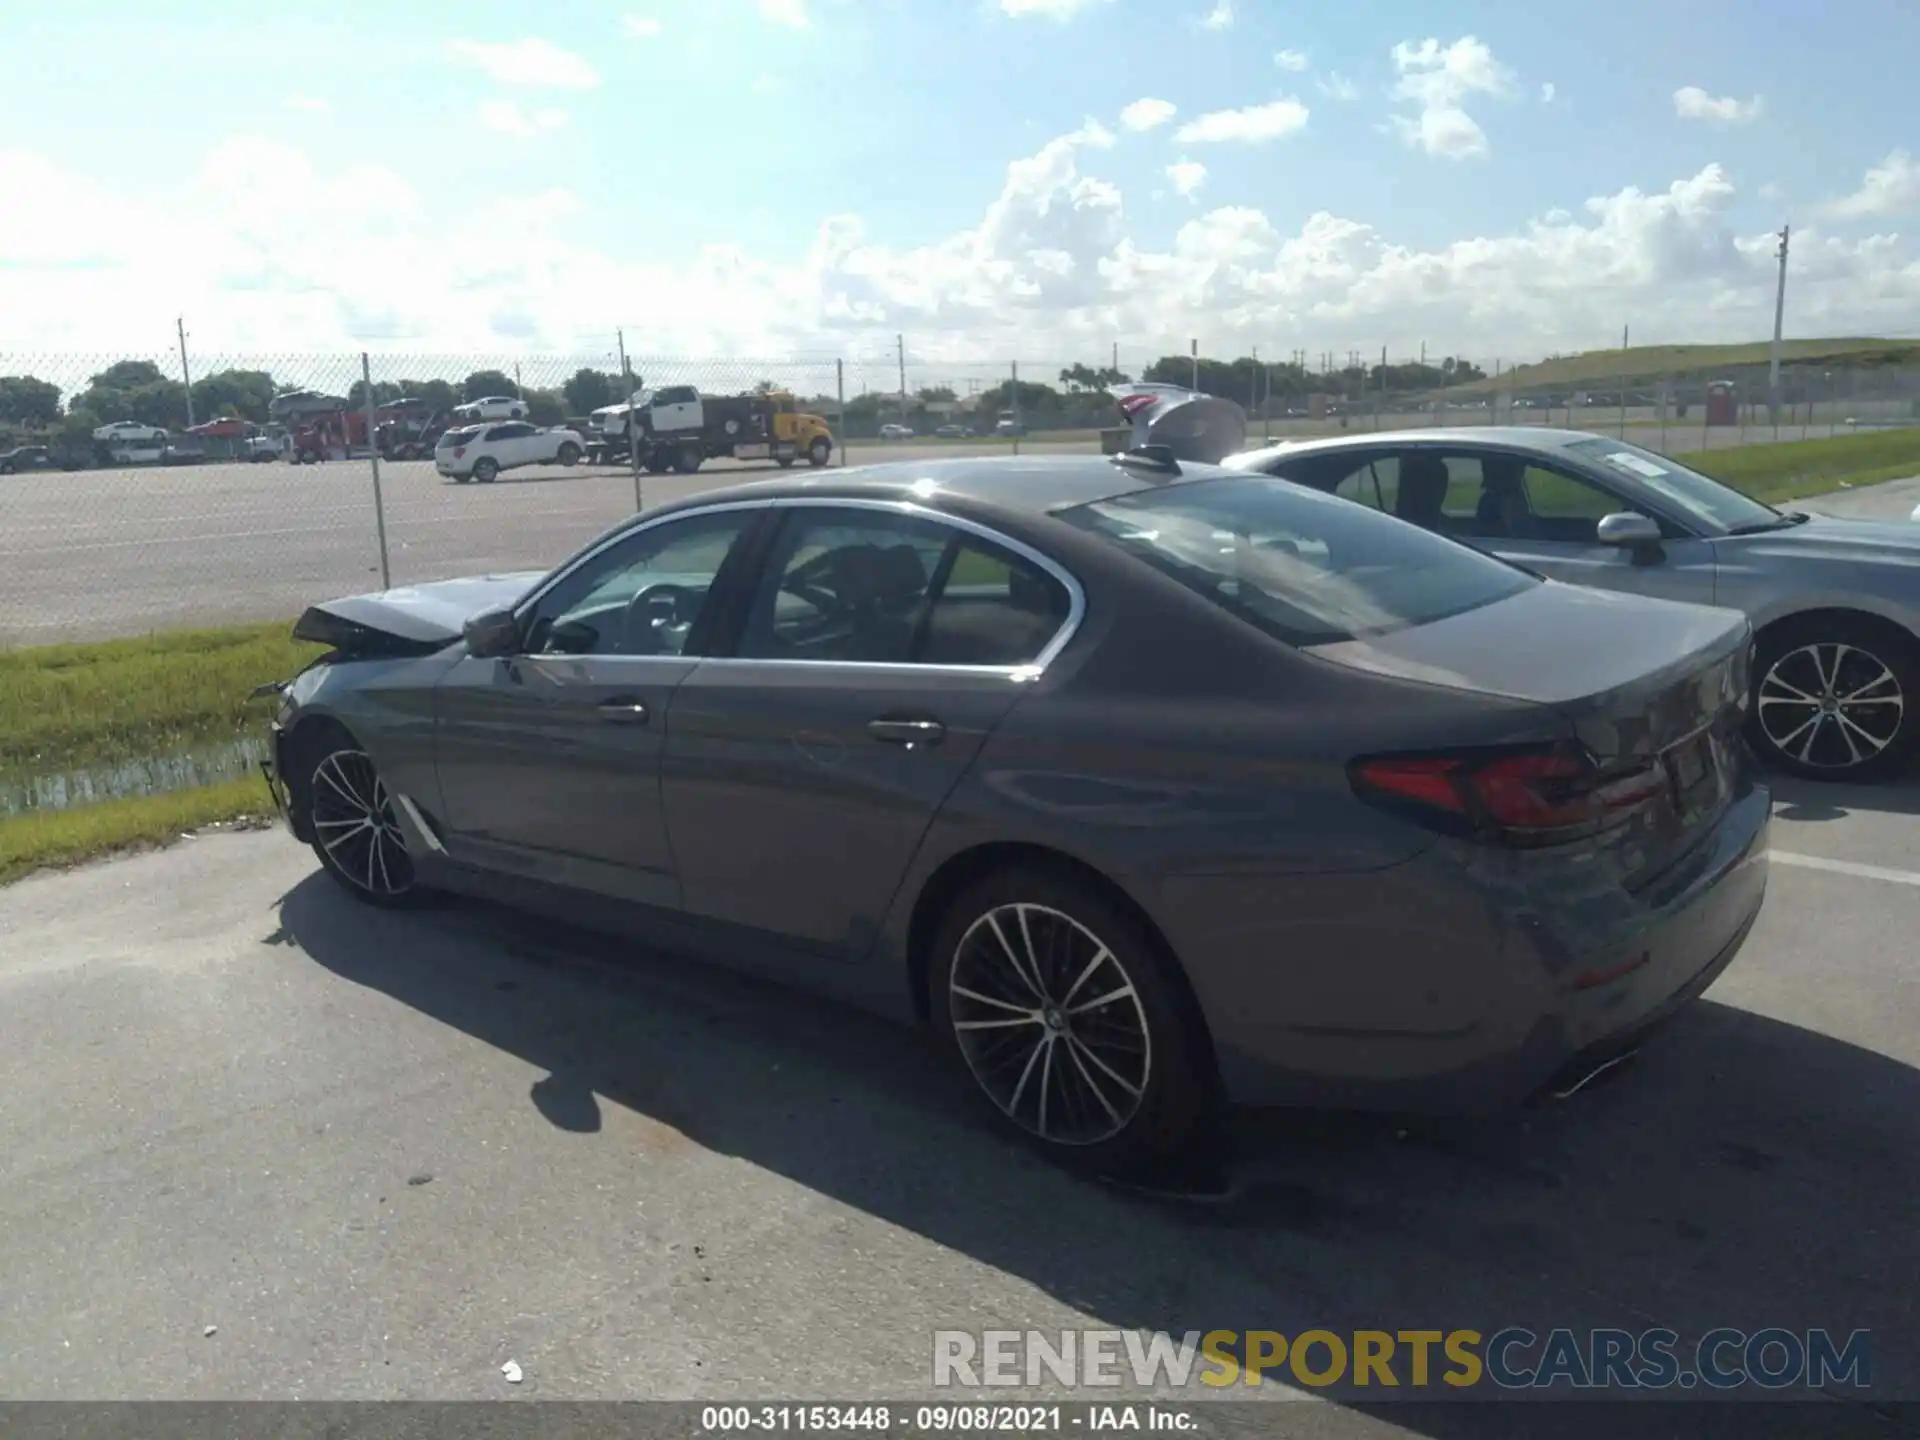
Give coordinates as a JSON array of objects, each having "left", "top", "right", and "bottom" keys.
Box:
[
  {"left": 1, "top": 753, "right": 1916, "bottom": 1421},
  {"left": 0, "top": 422, "right": 1906, "bottom": 645}
]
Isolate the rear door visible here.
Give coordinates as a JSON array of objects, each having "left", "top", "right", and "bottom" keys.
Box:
[{"left": 661, "top": 502, "right": 1079, "bottom": 962}]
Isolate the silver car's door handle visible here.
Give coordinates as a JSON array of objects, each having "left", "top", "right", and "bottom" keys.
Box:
[
  {"left": 868, "top": 717, "right": 945, "bottom": 747},
  {"left": 598, "top": 695, "right": 650, "bottom": 724}
]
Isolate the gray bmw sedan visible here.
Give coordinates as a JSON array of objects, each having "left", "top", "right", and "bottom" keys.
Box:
[{"left": 260, "top": 451, "right": 1770, "bottom": 1175}]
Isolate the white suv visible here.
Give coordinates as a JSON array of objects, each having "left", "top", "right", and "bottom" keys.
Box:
[
  {"left": 436, "top": 421, "right": 587, "bottom": 482},
  {"left": 453, "top": 395, "right": 528, "bottom": 422}
]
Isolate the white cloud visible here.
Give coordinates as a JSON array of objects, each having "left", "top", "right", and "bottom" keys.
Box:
[
  {"left": 1759, "top": 181, "right": 1784, "bottom": 203},
  {"left": 448, "top": 37, "right": 601, "bottom": 89},
  {"left": 1167, "top": 160, "right": 1207, "bottom": 198},
  {"left": 479, "top": 102, "right": 569, "bottom": 137},
  {"left": 998, "top": 0, "right": 1108, "bottom": 15},
  {"left": 1200, "top": 0, "right": 1233, "bottom": 29},
  {"left": 758, "top": 0, "right": 809, "bottom": 26},
  {"left": 3, "top": 131, "right": 1917, "bottom": 372},
  {"left": 1825, "top": 150, "right": 1920, "bottom": 219},
  {"left": 1174, "top": 99, "right": 1309, "bottom": 144},
  {"left": 1539, "top": 81, "right": 1555, "bottom": 103},
  {"left": 1273, "top": 49, "right": 1309, "bottom": 71},
  {"left": 1317, "top": 72, "right": 1359, "bottom": 102},
  {"left": 621, "top": 15, "right": 663, "bottom": 38},
  {"left": 1389, "top": 36, "right": 1514, "bottom": 159},
  {"left": 1119, "top": 98, "right": 1177, "bottom": 132},
  {"left": 1672, "top": 86, "right": 1763, "bottom": 124},
  {"left": 284, "top": 95, "right": 331, "bottom": 114}
]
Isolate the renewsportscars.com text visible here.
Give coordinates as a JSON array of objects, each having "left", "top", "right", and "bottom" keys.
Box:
[{"left": 932, "top": 1328, "right": 1872, "bottom": 1392}]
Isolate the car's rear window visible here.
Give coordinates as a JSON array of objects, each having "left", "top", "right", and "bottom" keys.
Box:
[
  {"left": 1058, "top": 474, "right": 1538, "bottom": 647},
  {"left": 439, "top": 427, "right": 481, "bottom": 445}
]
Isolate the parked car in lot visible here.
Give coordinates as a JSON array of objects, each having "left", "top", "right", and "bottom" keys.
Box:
[
  {"left": 1225, "top": 427, "right": 1920, "bottom": 781},
  {"left": 435, "top": 421, "right": 586, "bottom": 482},
  {"left": 259, "top": 451, "right": 1769, "bottom": 1174},
  {"left": 453, "top": 395, "right": 529, "bottom": 422},
  {"left": 935, "top": 424, "right": 972, "bottom": 439},
  {"left": 878, "top": 423, "right": 915, "bottom": 440},
  {"left": 91, "top": 420, "right": 168, "bottom": 445},
  {"left": 0, "top": 444, "right": 56, "bottom": 474}
]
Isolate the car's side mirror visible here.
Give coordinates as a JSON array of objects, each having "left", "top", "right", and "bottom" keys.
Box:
[
  {"left": 1596, "top": 512, "right": 1663, "bottom": 552},
  {"left": 463, "top": 606, "right": 521, "bottom": 658}
]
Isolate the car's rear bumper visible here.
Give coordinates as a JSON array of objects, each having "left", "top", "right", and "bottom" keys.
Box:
[{"left": 1194, "top": 785, "right": 1771, "bottom": 1113}]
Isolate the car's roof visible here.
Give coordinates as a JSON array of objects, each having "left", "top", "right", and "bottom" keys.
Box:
[
  {"left": 1228, "top": 426, "right": 1610, "bottom": 466},
  {"left": 649, "top": 454, "right": 1242, "bottom": 522}
]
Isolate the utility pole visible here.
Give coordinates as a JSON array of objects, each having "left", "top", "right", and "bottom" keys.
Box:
[
  {"left": 1768, "top": 224, "right": 1790, "bottom": 423},
  {"left": 1111, "top": 341, "right": 1119, "bottom": 375},
  {"left": 1190, "top": 338, "right": 1199, "bottom": 390},
  {"left": 896, "top": 333, "right": 907, "bottom": 419},
  {"left": 618, "top": 328, "right": 641, "bottom": 511},
  {"left": 177, "top": 317, "right": 195, "bottom": 428}
]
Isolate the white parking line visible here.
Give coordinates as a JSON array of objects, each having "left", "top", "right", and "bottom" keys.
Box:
[{"left": 1772, "top": 851, "right": 1920, "bottom": 888}]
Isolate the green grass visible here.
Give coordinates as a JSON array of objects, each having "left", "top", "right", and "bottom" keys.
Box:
[
  {"left": 0, "top": 778, "right": 275, "bottom": 885},
  {"left": 0, "top": 619, "right": 319, "bottom": 789},
  {"left": 1450, "top": 337, "right": 1920, "bottom": 396},
  {"left": 1677, "top": 427, "right": 1920, "bottom": 506}
]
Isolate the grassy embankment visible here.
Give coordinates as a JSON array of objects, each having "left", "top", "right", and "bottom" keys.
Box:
[{"left": 4, "top": 426, "right": 1920, "bottom": 884}]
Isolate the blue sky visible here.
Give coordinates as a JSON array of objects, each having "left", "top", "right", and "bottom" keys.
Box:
[{"left": 2, "top": 0, "right": 1916, "bottom": 367}]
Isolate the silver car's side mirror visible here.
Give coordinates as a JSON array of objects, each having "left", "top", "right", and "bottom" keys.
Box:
[
  {"left": 1596, "top": 512, "right": 1662, "bottom": 549},
  {"left": 463, "top": 606, "right": 521, "bottom": 658}
]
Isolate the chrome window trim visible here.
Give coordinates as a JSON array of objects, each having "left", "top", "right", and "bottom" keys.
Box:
[{"left": 511, "top": 495, "right": 1087, "bottom": 675}]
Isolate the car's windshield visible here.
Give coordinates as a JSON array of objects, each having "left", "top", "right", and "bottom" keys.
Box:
[
  {"left": 1059, "top": 473, "right": 1538, "bottom": 647},
  {"left": 1562, "top": 437, "right": 1780, "bottom": 534}
]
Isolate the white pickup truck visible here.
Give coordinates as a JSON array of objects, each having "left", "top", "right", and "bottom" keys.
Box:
[{"left": 435, "top": 421, "right": 587, "bottom": 482}]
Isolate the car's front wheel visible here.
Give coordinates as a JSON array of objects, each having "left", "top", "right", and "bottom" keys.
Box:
[
  {"left": 928, "top": 866, "right": 1214, "bottom": 1176},
  {"left": 808, "top": 437, "right": 832, "bottom": 468},
  {"left": 1750, "top": 615, "right": 1919, "bottom": 781},
  {"left": 557, "top": 442, "right": 581, "bottom": 466},
  {"left": 302, "top": 737, "right": 426, "bottom": 908}
]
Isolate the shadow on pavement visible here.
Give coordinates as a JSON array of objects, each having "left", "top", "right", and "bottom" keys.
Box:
[
  {"left": 275, "top": 875, "right": 1915, "bottom": 1435},
  {"left": 1769, "top": 774, "right": 1920, "bottom": 823}
]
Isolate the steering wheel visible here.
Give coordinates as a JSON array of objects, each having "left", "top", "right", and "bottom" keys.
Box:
[{"left": 622, "top": 582, "right": 701, "bottom": 653}]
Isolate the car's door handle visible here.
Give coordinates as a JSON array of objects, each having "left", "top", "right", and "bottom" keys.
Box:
[
  {"left": 598, "top": 695, "right": 650, "bottom": 724},
  {"left": 868, "top": 717, "right": 945, "bottom": 747}
]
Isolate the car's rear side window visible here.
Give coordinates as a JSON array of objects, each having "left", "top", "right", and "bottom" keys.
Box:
[{"left": 1059, "top": 474, "right": 1538, "bottom": 647}]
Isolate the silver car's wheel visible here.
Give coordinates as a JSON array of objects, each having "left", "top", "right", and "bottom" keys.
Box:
[
  {"left": 309, "top": 747, "right": 416, "bottom": 900},
  {"left": 1757, "top": 640, "right": 1907, "bottom": 775},
  {"left": 949, "top": 902, "right": 1153, "bottom": 1148}
]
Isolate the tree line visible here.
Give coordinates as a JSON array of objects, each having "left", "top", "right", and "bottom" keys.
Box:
[{"left": 1, "top": 351, "right": 1497, "bottom": 445}]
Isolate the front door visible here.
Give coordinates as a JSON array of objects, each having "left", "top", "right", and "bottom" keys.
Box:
[
  {"left": 662, "top": 503, "right": 1078, "bottom": 960},
  {"left": 1474, "top": 455, "right": 1719, "bottom": 607},
  {"left": 432, "top": 506, "right": 764, "bottom": 905}
]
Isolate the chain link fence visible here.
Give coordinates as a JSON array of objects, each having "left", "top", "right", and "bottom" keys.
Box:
[{"left": 3, "top": 347, "right": 1918, "bottom": 644}]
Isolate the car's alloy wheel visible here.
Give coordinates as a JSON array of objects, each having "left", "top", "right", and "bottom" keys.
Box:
[
  {"left": 948, "top": 903, "right": 1152, "bottom": 1146},
  {"left": 808, "top": 437, "right": 832, "bottom": 467},
  {"left": 474, "top": 458, "right": 498, "bottom": 482},
  {"left": 930, "top": 869, "right": 1212, "bottom": 1173},
  {"left": 1756, "top": 638, "right": 1909, "bottom": 777},
  {"left": 309, "top": 747, "right": 417, "bottom": 901},
  {"left": 558, "top": 442, "right": 581, "bottom": 466}
]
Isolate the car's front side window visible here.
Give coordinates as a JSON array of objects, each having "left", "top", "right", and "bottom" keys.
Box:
[{"left": 521, "top": 510, "right": 756, "bottom": 658}]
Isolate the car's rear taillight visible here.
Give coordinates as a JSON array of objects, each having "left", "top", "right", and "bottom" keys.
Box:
[
  {"left": 1118, "top": 394, "right": 1156, "bottom": 420},
  {"left": 1349, "top": 744, "right": 1668, "bottom": 846},
  {"left": 453, "top": 446, "right": 466, "bottom": 457}
]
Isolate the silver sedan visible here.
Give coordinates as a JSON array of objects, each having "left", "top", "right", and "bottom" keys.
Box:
[{"left": 1226, "top": 427, "right": 1920, "bottom": 781}]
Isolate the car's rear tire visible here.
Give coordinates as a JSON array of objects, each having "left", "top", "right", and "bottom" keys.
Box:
[
  {"left": 299, "top": 732, "right": 429, "bottom": 909},
  {"left": 557, "top": 442, "right": 581, "bottom": 466},
  {"left": 473, "top": 457, "right": 499, "bottom": 483},
  {"left": 927, "top": 866, "right": 1214, "bottom": 1177},
  {"left": 808, "top": 437, "right": 832, "bottom": 468},
  {"left": 1749, "top": 614, "right": 1920, "bottom": 781}
]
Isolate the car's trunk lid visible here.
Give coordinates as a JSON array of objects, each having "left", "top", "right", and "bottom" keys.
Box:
[{"left": 1312, "top": 580, "right": 1754, "bottom": 875}]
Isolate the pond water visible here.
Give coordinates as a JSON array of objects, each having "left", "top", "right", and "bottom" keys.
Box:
[{"left": 0, "top": 734, "right": 270, "bottom": 818}]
